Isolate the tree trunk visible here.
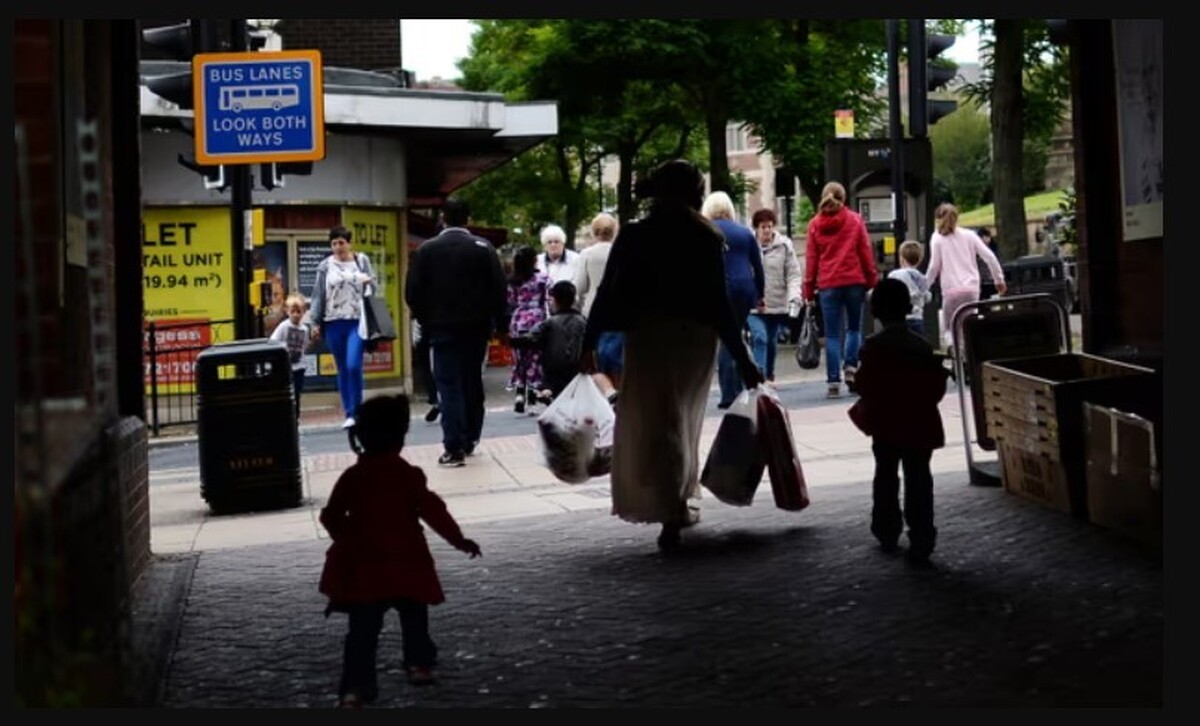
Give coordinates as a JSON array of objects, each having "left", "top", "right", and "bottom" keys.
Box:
[
  {"left": 706, "top": 100, "right": 731, "bottom": 193},
  {"left": 617, "top": 144, "right": 635, "bottom": 225},
  {"left": 798, "top": 169, "right": 822, "bottom": 215},
  {"left": 991, "top": 19, "right": 1027, "bottom": 261}
]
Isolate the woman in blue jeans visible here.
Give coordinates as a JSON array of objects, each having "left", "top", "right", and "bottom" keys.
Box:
[
  {"left": 746, "top": 208, "right": 802, "bottom": 381},
  {"left": 802, "top": 182, "right": 878, "bottom": 397},
  {"left": 309, "top": 225, "right": 377, "bottom": 428},
  {"left": 701, "top": 191, "right": 764, "bottom": 408}
]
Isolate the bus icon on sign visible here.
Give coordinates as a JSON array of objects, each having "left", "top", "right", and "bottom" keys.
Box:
[{"left": 219, "top": 84, "right": 301, "bottom": 113}]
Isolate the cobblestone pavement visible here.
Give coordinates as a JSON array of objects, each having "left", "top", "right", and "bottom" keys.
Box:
[{"left": 161, "top": 473, "right": 1161, "bottom": 708}]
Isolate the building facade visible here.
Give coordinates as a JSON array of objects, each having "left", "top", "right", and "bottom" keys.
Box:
[{"left": 13, "top": 18, "right": 555, "bottom": 705}]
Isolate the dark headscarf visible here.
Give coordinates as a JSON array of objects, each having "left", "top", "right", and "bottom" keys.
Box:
[{"left": 635, "top": 159, "right": 705, "bottom": 211}]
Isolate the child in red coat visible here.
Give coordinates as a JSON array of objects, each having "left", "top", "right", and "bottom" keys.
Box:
[
  {"left": 849, "top": 278, "right": 951, "bottom": 566},
  {"left": 319, "top": 394, "right": 481, "bottom": 707}
]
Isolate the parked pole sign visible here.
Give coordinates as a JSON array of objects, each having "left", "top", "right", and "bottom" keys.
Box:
[
  {"left": 835, "top": 109, "right": 855, "bottom": 139},
  {"left": 193, "top": 50, "right": 325, "bottom": 165}
]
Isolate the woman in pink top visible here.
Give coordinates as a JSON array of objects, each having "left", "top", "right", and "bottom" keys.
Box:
[{"left": 925, "top": 203, "right": 1007, "bottom": 348}]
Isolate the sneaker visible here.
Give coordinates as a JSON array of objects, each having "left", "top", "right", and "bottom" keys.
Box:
[
  {"left": 514, "top": 396, "right": 525, "bottom": 414},
  {"left": 464, "top": 440, "right": 479, "bottom": 456},
  {"left": 341, "top": 417, "right": 356, "bottom": 429},
  {"left": 438, "top": 451, "right": 465, "bottom": 467},
  {"left": 424, "top": 405, "right": 440, "bottom": 423},
  {"left": 337, "top": 693, "right": 363, "bottom": 708},
  {"left": 843, "top": 364, "right": 858, "bottom": 391},
  {"left": 406, "top": 666, "right": 437, "bottom": 686},
  {"left": 827, "top": 383, "right": 840, "bottom": 398}
]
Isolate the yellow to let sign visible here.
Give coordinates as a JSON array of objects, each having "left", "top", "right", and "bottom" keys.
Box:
[
  {"left": 142, "top": 206, "right": 236, "bottom": 393},
  {"left": 835, "top": 109, "right": 855, "bottom": 139},
  {"left": 341, "top": 207, "right": 401, "bottom": 378},
  {"left": 142, "top": 207, "right": 234, "bottom": 323}
]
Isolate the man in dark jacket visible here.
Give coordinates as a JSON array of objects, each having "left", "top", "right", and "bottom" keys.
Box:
[
  {"left": 405, "top": 197, "right": 507, "bottom": 467},
  {"left": 848, "top": 278, "right": 952, "bottom": 565}
]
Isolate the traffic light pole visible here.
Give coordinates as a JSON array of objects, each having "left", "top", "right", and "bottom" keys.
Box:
[
  {"left": 886, "top": 19, "right": 907, "bottom": 253},
  {"left": 229, "top": 18, "right": 255, "bottom": 339},
  {"left": 908, "top": 20, "right": 928, "bottom": 139}
]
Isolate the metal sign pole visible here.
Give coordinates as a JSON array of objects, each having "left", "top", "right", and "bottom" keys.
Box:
[{"left": 228, "top": 18, "right": 254, "bottom": 340}]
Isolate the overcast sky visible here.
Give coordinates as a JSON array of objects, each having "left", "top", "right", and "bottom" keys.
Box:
[
  {"left": 401, "top": 19, "right": 475, "bottom": 81},
  {"left": 399, "top": 19, "right": 982, "bottom": 82}
]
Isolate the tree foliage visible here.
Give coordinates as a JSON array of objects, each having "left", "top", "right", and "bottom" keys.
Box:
[
  {"left": 929, "top": 98, "right": 991, "bottom": 210},
  {"left": 741, "top": 20, "right": 888, "bottom": 209},
  {"left": 957, "top": 19, "right": 1071, "bottom": 258}
]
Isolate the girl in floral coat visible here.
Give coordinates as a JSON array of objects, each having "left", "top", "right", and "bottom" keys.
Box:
[{"left": 506, "top": 245, "right": 550, "bottom": 413}]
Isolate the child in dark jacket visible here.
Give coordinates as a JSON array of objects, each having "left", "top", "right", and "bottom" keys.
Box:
[
  {"left": 319, "top": 394, "right": 481, "bottom": 707},
  {"left": 848, "top": 278, "right": 952, "bottom": 565},
  {"left": 509, "top": 280, "right": 588, "bottom": 403}
]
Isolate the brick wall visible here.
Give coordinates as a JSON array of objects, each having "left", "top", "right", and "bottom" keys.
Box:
[
  {"left": 14, "top": 20, "right": 149, "bottom": 706},
  {"left": 277, "top": 19, "right": 400, "bottom": 70},
  {"left": 115, "top": 417, "right": 151, "bottom": 584},
  {"left": 14, "top": 20, "right": 63, "bottom": 387}
]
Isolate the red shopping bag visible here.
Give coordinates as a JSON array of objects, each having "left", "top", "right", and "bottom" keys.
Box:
[{"left": 756, "top": 391, "right": 810, "bottom": 511}]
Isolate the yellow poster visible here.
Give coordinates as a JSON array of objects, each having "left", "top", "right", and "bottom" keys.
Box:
[
  {"left": 835, "top": 109, "right": 855, "bottom": 139},
  {"left": 142, "top": 206, "right": 235, "bottom": 393},
  {"left": 341, "top": 207, "right": 401, "bottom": 378}
]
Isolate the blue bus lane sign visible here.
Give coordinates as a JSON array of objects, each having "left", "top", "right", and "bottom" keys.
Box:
[{"left": 193, "top": 50, "right": 325, "bottom": 165}]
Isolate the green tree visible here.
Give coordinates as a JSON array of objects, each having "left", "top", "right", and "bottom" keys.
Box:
[
  {"left": 453, "top": 141, "right": 580, "bottom": 249},
  {"left": 959, "top": 19, "right": 1071, "bottom": 260},
  {"left": 519, "top": 20, "right": 705, "bottom": 225},
  {"left": 741, "top": 20, "right": 888, "bottom": 209},
  {"left": 459, "top": 20, "right": 605, "bottom": 248},
  {"left": 929, "top": 98, "right": 991, "bottom": 210}
]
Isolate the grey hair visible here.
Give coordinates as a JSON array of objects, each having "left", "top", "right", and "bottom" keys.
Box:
[
  {"left": 540, "top": 224, "right": 567, "bottom": 245},
  {"left": 701, "top": 191, "right": 736, "bottom": 221}
]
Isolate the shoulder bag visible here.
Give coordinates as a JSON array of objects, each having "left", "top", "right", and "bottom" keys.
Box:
[{"left": 356, "top": 253, "right": 396, "bottom": 351}]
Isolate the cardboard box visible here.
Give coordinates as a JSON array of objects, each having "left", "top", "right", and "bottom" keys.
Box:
[
  {"left": 982, "top": 353, "right": 1158, "bottom": 518},
  {"left": 1085, "top": 403, "right": 1161, "bottom": 548},
  {"left": 998, "top": 442, "right": 1073, "bottom": 514}
]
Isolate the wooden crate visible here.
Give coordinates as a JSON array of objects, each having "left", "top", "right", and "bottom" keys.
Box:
[
  {"left": 981, "top": 353, "right": 1158, "bottom": 518},
  {"left": 997, "top": 442, "right": 1073, "bottom": 514}
]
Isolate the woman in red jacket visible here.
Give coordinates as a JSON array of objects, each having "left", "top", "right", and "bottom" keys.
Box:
[{"left": 802, "top": 181, "right": 879, "bottom": 398}]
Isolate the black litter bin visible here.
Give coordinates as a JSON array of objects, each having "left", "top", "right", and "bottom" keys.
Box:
[
  {"left": 195, "top": 339, "right": 302, "bottom": 513},
  {"left": 1001, "top": 255, "right": 1071, "bottom": 313}
]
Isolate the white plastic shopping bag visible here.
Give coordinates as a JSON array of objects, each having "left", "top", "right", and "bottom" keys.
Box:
[
  {"left": 700, "top": 387, "right": 766, "bottom": 506},
  {"left": 536, "top": 373, "right": 616, "bottom": 484}
]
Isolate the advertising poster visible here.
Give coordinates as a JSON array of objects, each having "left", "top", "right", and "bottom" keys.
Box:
[
  {"left": 142, "top": 206, "right": 234, "bottom": 392},
  {"left": 255, "top": 240, "right": 290, "bottom": 338},
  {"left": 342, "top": 207, "right": 401, "bottom": 377},
  {"left": 295, "top": 239, "right": 337, "bottom": 390},
  {"left": 1114, "top": 20, "right": 1164, "bottom": 242}
]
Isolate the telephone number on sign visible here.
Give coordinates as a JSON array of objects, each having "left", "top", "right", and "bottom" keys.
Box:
[{"left": 144, "top": 360, "right": 198, "bottom": 378}]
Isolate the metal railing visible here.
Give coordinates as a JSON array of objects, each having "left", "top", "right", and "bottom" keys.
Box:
[{"left": 143, "top": 313, "right": 267, "bottom": 435}]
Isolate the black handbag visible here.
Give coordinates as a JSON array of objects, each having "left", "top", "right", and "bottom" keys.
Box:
[
  {"left": 356, "top": 254, "right": 396, "bottom": 351},
  {"left": 795, "top": 305, "right": 821, "bottom": 370}
]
